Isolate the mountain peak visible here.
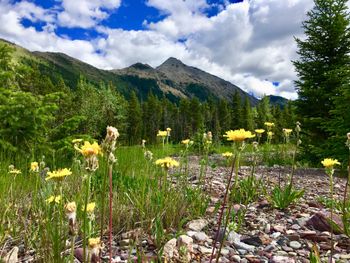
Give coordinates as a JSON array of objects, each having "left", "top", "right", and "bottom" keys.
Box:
[
  {"left": 159, "top": 57, "right": 184, "bottom": 68},
  {"left": 129, "top": 62, "right": 154, "bottom": 70}
]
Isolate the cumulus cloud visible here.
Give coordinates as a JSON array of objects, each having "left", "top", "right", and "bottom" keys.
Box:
[
  {"left": 57, "top": 0, "right": 121, "bottom": 28},
  {"left": 0, "top": 0, "right": 319, "bottom": 99}
]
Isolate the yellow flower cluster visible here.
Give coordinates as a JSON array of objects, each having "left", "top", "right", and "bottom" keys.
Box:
[
  {"left": 77, "top": 141, "right": 102, "bottom": 157},
  {"left": 223, "top": 129, "right": 255, "bottom": 142},
  {"left": 157, "top": 130, "right": 167, "bottom": 137},
  {"left": 88, "top": 237, "right": 101, "bottom": 249},
  {"left": 30, "top": 162, "right": 39, "bottom": 172},
  {"left": 255, "top": 129, "right": 265, "bottom": 134},
  {"left": 283, "top": 128, "right": 293, "bottom": 135},
  {"left": 264, "top": 122, "right": 275, "bottom": 127},
  {"left": 85, "top": 202, "right": 96, "bottom": 213},
  {"left": 321, "top": 158, "right": 340, "bottom": 168},
  {"left": 45, "top": 168, "right": 72, "bottom": 181},
  {"left": 222, "top": 152, "right": 233, "bottom": 158},
  {"left": 155, "top": 157, "right": 180, "bottom": 168},
  {"left": 182, "top": 139, "right": 190, "bottom": 145},
  {"left": 46, "top": 195, "right": 62, "bottom": 204}
]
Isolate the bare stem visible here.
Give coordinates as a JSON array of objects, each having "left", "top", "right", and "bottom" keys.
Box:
[
  {"left": 108, "top": 165, "right": 113, "bottom": 263},
  {"left": 209, "top": 155, "right": 237, "bottom": 263}
]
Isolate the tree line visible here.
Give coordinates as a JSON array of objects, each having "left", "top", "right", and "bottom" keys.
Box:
[{"left": 0, "top": 43, "right": 296, "bottom": 157}]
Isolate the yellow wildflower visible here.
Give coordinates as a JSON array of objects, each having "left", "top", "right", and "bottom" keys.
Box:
[
  {"left": 181, "top": 139, "right": 190, "bottom": 145},
  {"left": 223, "top": 129, "right": 255, "bottom": 142},
  {"left": 255, "top": 129, "right": 265, "bottom": 134},
  {"left": 76, "top": 141, "right": 102, "bottom": 157},
  {"left": 46, "top": 195, "right": 61, "bottom": 204},
  {"left": 267, "top": 131, "right": 274, "bottom": 137},
  {"left": 264, "top": 122, "right": 275, "bottom": 127},
  {"left": 157, "top": 130, "right": 167, "bottom": 137},
  {"left": 321, "top": 158, "right": 340, "bottom": 168},
  {"left": 88, "top": 237, "right": 101, "bottom": 249},
  {"left": 155, "top": 157, "right": 180, "bottom": 169},
  {"left": 222, "top": 152, "right": 233, "bottom": 158},
  {"left": 166, "top": 127, "right": 172, "bottom": 132},
  {"left": 283, "top": 128, "right": 293, "bottom": 135},
  {"left": 85, "top": 202, "right": 96, "bottom": 213},
  {"left": 30, "top": 162, "right": 39, "bottom": 172},
  {"left": 9, "top": 169, "right": 21, "bottom": 175},
  {"left": 45, "top": 168, "right": 72, "bottom": 181}
]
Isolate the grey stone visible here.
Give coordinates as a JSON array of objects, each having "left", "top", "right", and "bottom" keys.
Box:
[
  {"left": 187, "top": 219, "right": 208, "bottom": 231},
  {"left": 289, "top": 241, "right": 302, "bottom": 249}
]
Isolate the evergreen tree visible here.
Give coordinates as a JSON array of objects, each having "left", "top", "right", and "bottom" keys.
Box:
[
  {"left": 127, "top": 91, "right": 142, "bottom": 145},
  {"left": 231, "top": 91, "right": 242, "bottom": 129},
  {"left": 293, "top": 0, "right": 350, "bottom": 161},
  {"left": 242, "top": 97, "right": 254, "bottom": 131},
  {"left": 256, "top": 96, "right": 273, "bottom": 128},
  {"left": 218, "top": 99, "right": 231, "bottom": 132}
]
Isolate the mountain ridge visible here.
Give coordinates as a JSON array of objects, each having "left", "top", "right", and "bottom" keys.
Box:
[{"left": 0, "top": 38, "right": 286, "bottom": 106}]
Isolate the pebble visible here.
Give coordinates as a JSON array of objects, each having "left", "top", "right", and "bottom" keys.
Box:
[
  {"left": 187, "top": 219, "right": 208, "bottom": 231},
  {"left": 289, "top": 241, "right": 302, "bottom": 249},
  {"left": 193, "top": 231, "right": 209, "bottom": 242}
]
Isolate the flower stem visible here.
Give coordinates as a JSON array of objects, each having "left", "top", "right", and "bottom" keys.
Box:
[
  {"left": 209, "top": 155, "right": 237, "bottom": 263},
  {"left": 108, "top": 165, "right": 113, "bottom": 263},
  {"left": 83, "top": 174, "right": 91, "bottom": 263}
]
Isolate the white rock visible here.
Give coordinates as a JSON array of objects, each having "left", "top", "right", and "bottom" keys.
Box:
[
  {"left": 187, "top": 219, "right": 208, "bottom": 231},
  {"left": 193, "top": 232, "right": 209, "bottom": 242},
  {"left": 177, "top": 235, "right": 194, "bottom": 253},
  {"left": 3, "top": 247, "right": 18, "bottom": 263},
  {"left": 163, "top": 238, "right": 177, "bottom": 259},
  {"left": 198, "top": 245, "right": 213, "bottom": 254}
]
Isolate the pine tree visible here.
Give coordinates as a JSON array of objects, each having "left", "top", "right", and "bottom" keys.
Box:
[
  {"left": 218, "top": 99, "right": 231, "bottom": 132},
  {"left": 231, "top": 91, "right": 242, "bottom": 129},
  {"left": 127, "top": 91, "right": 142, "bottom": 145},
  {"left": 256, "top": 96, "right": 272, "bottom": 128},
  {"left": 242, "top": 97, "right": 254, "bottom": 131},
  {"left": 293, "top": 0, "right": 350, "bottom": 161}
]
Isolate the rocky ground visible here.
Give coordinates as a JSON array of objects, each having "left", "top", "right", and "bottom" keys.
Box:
[
  {"left": 109, "top": 156, "right": 350, "bottom": 263},
  {"left": 2, "top": 155, "right": 350, "bottom": 262}
]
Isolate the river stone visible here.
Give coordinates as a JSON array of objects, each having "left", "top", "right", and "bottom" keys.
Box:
[
  {"left": 289, "top": 241, "right": 302, "bottom": 249},
  {"left": 187, "top": 219, "right": 208, "bottom": 231}
]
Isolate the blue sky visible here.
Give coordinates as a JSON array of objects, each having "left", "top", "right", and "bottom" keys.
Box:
[{"left": 0, "top": 0, "right": 321, "bottom": 99}]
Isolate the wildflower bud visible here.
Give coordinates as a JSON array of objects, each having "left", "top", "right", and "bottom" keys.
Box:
[
  {"left": 295, "top": 121, "right": 301, "bottom": 132},
  {"left": 252, "top": 141, "right": 259, "bottom": 150},
  {"left": 166, "top": 127, "right": 171, "bottom": 137},
  {"left": 106, "top": 126, "right": 119, "bottom": 141},
  {"left": 141, "top": 139, "right": 146, "bottom": 148},
  {"left": 85, "top": 155, "right": 99, "bottom": 172},
  {"left": 207, "top": 131, "right": 213, "bottom": 141},
  {"left": 88, "top": 238, "right": 101, "bottom": 262},
  {"left": 108, "top": 153, "right": 116, "bottom": 164},
  {"left": 65, "top": 202, "right": 77, "bottom": 235},
  {"left": 347, "top": 132, "right": 350, "bottom": 140},
  {"left": 144, "top": 150, "right": 153, "bottom": 161}
]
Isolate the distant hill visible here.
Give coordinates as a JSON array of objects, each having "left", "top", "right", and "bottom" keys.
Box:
[
  {"left": 267, "top": 95, "right": 289, "bottom": 108},
  {"left": 1, "top": 38, "right": 282, "bottom": 105}
]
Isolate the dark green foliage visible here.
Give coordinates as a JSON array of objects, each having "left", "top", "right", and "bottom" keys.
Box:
[
  {"left": 127, "top": 91, "right": 143, "bottom": 145},
  {"left": 231, "top": 91, "right": 242, "bottom": 129},
  {"left": 271, "top": 183, "right": 304, "bottom": 210},
  {"left": 0, "top": 88, "right": 58, "bottom": 152},
  {"left": 242, "top": 97, "right": 254, "bottom": 131},
  {"left": 256, "top": 96, "right": 273, "bottom": 128},
  {"left": 293, "top": 0, "right": 350, "bottom": 162}
]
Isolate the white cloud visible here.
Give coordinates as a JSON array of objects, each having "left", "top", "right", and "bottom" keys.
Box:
[
  {"left": 57, "top": 0, "right": 121, "bottom": 28},
  {"left": 0, "top": 0, "right": 319, "bottom": 99}
]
